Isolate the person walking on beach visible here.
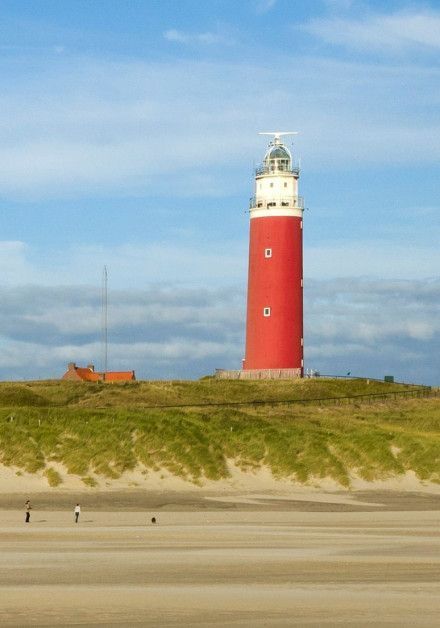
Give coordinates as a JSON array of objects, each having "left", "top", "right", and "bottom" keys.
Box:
[
  {"left": 25, "top": 499, "right": 32, "bottom": 523},
  {"left": 74, "top": 503, "right": 81, "bottom": 523}
]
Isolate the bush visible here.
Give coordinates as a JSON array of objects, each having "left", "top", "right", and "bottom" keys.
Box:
[{"left": 44, "top": 467, "right": 63, "bottom": 487}]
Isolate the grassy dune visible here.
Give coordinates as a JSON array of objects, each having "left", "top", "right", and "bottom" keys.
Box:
[
  {"left": 0, "top": 379, "right": 438, "bottom": 488},
  {"left": 0, "top": 377, "right": 410, "bottom": 408}
]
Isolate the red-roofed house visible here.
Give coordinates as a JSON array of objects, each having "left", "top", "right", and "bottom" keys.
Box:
[
  {"left": 62, "top": 363, "right": 135, "bottom": 382},
  {"left": 104, "top": 371, "right": 136, "bottom": 382}
]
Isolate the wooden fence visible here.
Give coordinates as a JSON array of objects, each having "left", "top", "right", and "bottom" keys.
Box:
[{"left": 134, "top": 385, "right": 438, "bottom": 411}]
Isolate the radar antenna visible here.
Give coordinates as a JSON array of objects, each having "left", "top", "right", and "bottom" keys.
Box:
[{"left": 259, "top": 131, "right": 298, "bottom": 145}]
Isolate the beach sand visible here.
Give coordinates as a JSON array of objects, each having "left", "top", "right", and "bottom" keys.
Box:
[{"left": 0, "top": 490, "right": 439, "bottom": 626}]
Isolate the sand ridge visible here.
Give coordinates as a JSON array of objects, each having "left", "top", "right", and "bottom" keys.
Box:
[{"left": 2, "top": 460, "right": 440, "bottom": 496}]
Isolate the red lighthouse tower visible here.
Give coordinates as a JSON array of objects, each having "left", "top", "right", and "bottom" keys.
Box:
[{"left": 243, "top": 132, "right": 304, "bottom": 377}]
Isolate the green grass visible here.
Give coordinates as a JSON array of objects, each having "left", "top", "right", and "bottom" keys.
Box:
[
  {"left": 0, "top": 376, "right": 438, "bottom": 487},
  {"left": 43, "top": 467, "right": 63, "bottom": 487},
  {"left": 81, "top": 476, "right": 98, "bottom": 487},
  {"left": 0, "top": 377, "right": 414, "bottom": 409}
]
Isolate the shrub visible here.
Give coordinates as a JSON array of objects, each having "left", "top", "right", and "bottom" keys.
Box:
[{"left": 44, "top": 467, "right": 63, "bottom": 487}]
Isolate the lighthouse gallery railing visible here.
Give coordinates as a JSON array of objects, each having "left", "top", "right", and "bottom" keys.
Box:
[
  {"left": 255, "top": 164, "right": 300, "bottom": 176},
  {"left": 249, "top": 195, "right": 304, "bottom": 210}
]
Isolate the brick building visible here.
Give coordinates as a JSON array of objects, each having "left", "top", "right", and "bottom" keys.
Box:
[{"left": 62, "top": 363, "right": 135, "bottom": 382}]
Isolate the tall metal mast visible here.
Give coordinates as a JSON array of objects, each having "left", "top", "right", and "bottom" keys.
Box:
[{"left": 101, "top": 265, "right": 108, "bottom": 378}]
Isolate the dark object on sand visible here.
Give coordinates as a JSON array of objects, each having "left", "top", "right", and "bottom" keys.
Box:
[
  {"left": 151, "top": 517, "right": 156, "bottom": 524},
  {"left": 25, "top": 499, "right": 32, "bottom": 523}
]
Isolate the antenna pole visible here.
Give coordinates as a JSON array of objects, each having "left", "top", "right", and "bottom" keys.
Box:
[
  {"left": 101, "top": 265, "right": 108, "bottom": 378},
  {"left": 258, "top": 131, "right": 298, "bottom": 145}
]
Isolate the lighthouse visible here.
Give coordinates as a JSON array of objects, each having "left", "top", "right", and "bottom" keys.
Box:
[{"left": 243, "top": 132, "right": 304, "bottom": 377}]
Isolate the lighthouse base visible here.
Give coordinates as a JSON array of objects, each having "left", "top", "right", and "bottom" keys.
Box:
[{"left": 215, "top": 368, "right": 302, "bottom": 380}]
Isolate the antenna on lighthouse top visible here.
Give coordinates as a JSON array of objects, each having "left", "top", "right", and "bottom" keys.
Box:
[{"left": 259, "top": 131, "right": 298, "bottom": 145}]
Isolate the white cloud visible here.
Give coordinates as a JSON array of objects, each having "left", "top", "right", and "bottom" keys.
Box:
[
  {"left": 0, "top": 53, "right": 439, "bottom": 199},
  {"left": 2, "top": 230, "right": 439, "bottom": 294},
  {"left": 0, "top": 241, "right": 39, "bottom": 284},
  {"left": 322, "top": 0, "right": 353, "bottom": 10},
  {"left": 163, "top": 29, "right": 232, "bottom": 46},
  {"left": 0, "top": 284, "right": 245, "bottom": 379},
  {"left": 304, "top": 278, "right": 440, "bottom": 384},
  {"left": 305, "top": 240, "right": 440, "bottom": 280},
  {"left": 303, "top": 10, "right": 440, "bottom": 53},
  {"left": 255, "top": 0, "right": 277, "bottom": 15},
  {"left": 0, "top": 239, "right": 247, "bottom": 288}
]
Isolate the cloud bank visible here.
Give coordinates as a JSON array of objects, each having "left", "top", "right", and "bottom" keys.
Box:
[
  {"left": 0, "top": 284, "right": 244, "bottom": 381},
  {"left": 1, "top": 278, "right": 438, "bottom": 384},
  {"left": 305, "top": 278, "right": 440, "bottom": 384}
]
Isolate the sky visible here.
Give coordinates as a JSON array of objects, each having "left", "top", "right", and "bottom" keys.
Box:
[{"left": 0, "top": 0, "right": 439, "bottom": 384}]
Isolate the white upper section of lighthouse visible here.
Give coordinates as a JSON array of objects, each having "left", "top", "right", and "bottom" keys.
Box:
[{"left": 249, "top": 132, "right": 304, "bottom": 219}]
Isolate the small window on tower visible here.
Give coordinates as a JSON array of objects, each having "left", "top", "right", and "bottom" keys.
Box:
[
  {"left": 270, "top": 182, "right": 274, "bottom": 188},
  {"left": 264, "top": 248, "right": 272, "bottom": 258},
  {"left": 284, "top": 182, "right": 287, "bottom": 188},
  {"left": 263, "top": 307, "right": 271, "bottom": 317}
]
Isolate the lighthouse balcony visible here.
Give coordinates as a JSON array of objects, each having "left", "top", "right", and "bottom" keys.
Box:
[
  {"left": 249, "top": 195, "right": 304, "bottom": 210},
  {"left": 255, "top": 164, "right": 300, "bottom": 177}
]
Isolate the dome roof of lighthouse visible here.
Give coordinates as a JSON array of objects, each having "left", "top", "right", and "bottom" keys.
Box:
[
  {"left": 267, "top": 146, "right": 290, "bottom": 159},
  {"left": 256, "top": 134, "right": 298, "bottom": 176}
]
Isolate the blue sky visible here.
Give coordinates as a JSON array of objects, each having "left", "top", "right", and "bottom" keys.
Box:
[{"left": 0, "top": 0, "right": 439, "bottom": 384}]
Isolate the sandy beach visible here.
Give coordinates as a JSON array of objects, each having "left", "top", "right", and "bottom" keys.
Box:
[{"left": 0, "top": 490, "right": 439, "bottom": 626}]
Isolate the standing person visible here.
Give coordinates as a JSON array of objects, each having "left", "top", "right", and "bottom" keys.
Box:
[
  {"left": 74, "top": 503, "right": 81, "bottom": 523},
  {"left": 25, "top": 499, "right": 32, "bottom": 523}
]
